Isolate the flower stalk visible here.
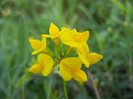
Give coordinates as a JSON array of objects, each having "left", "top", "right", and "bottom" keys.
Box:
[
  {"left": 47, "top": 75, "right": 53, "bottom": 99},
  {"left": 63, "top": 81, "right": 68, "bottom": 99}
]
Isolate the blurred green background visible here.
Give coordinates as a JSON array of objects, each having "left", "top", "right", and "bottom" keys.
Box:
[{"left": 0, "top": 0, "right": 133, "bottom": 99}]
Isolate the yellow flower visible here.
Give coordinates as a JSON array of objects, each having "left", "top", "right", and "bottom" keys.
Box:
[
  {"left": 42, "top": 23, "right": 61, "bottom": 45},
  {"left": 59, "top": 57, "right": 87, "bottom": 82},
  {"left": 60, "top": 28, "right": 89, "bottom": 48},
  {"left": 77, "top": 42, "right": 103, "bottom": 68},
  {"left": 29, "top": 37, "right": 47, "bottom": 55},
  {"left": 29, "top": 54, "right": 54, "bottom": 76}
]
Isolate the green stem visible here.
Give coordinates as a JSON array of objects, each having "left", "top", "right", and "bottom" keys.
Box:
[
  {"left": 63, "top": 81, "right": 68, "bottom": 99},
  {"left": 55, "top": 40, "right": 62, "bottom": 57},
  {"left": 64, "top": 47, "right": 74, "bottom": 57},
  {"left": 47, "top": 48, "right": 58, "bottom": 59},
  {"left": 22, "top": 74, "right": 25, "bottom": 99},
  {"left": 63, "top": 45, "right": 69, "bottom": 56},
  {"left": 47, "top": 75, "right": 53, "bottom": 99}
]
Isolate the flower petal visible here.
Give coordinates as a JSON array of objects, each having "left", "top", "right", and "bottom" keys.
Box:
[
  {"left": 38, "top": 54, "right": 53, "bottom": 65},
  {"left": 61, "top": 27, "right": 77, "bottom": 33},
  {"left": 41, "top": 37, "right": 46, "bottom": 49},
  {"left": 78, "top": 31, "right": 89, "bottom": 42},
  {"left": 61, "top": 30, "right": 89, "bottom": 48},
  {"left": 42, "top": 34, "right": 54, "bottom": 38},
  {"left": 59, "top": 61, "right": 72, "bottom": 81},
  {"left": 77, "top": 42, "right": 89, "bottom": 55},
  {"left": 73, "top": 69, "right": 88, "bottom": 82},
  {"left": 42, "top": 60, "right": 54, "bottom": 76},
  {"left": 78, "top": 52, "right": 89, "bottom": 68},
  {"left": 61, "top": 27, "right": 71, "bottom": 31},
  {"left": 61, "top": 32, "right": 80, "bottom": 47},
  {"left": 49, "top": 23, "right": 59, "bottom": 36},
  {"left": 72, "top": 28, "right": 77, "bottom": 32},
  {"left": 86, "top": 53, "right": 103, "bottom": 65},
  {"left": 63, "top": 41, "right": 79, "bottom": 48},
  {"left": 29, "top": 64, "right": 43, "bottom": 73},
  {"left": 29, "top": 39, "right": 41, "bottom": 50},
  {"left": 61, "top": 57, "right": 82, "bottom": 69},
  {"left": 31, "top": 50, "right": 41, "bottom": 55}
]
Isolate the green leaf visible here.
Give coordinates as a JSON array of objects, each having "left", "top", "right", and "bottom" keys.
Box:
[
  {"left": 15, "top": 70, "right": 31, "bottom": 88},
  {"left": 126, "top": 0, "right": 133, "bottom": 23},
  {"left": 110, "top": 0, "right": 125, "bottom": 11},
  {"left": 68, "top": 0, "right": 77, "bottom": 24},
  {"left": 12, "top": 16, "right": 29, "bottom": 83}
]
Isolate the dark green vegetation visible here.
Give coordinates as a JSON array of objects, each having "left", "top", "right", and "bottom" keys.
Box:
[{"left": 0, "top": 0, "right": 133, "bottom": 99}]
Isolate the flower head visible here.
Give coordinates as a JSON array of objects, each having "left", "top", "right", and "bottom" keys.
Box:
[
  {"left": 29, "top": 54, "right": 54, "bottom": 76},
  {"left": 59, "top": 57, "right": 87, "bottom": 82},
  {"left": 28, "top": 23, "right": 103, "bottom": 82},
  {"left": 77, "top": 42, "right": 103, "bottom": 68},
  {"left": 29, "top": 37, "right": 47, "bottom": 55}
]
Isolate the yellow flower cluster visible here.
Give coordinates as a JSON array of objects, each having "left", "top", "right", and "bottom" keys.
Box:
[{"left": 29, "top": 23, "right": 103, "bottom": 82}]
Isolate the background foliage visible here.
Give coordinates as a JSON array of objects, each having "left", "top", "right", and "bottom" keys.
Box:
[{"left": 0, "top": 0, "right": 133, "bottom": 99}]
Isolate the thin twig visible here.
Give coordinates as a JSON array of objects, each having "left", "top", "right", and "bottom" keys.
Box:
[
  {"left": 30, "top": 75, "right": 42, "bottom": 81},
  {"left": 88, "top": 72, "right": 101, "bottom": 99}
]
